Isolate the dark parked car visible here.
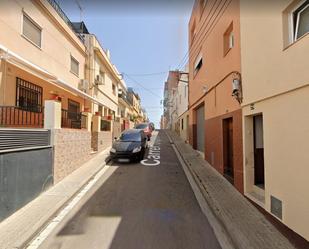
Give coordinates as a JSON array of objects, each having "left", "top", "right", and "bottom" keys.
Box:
[
  {"left": 134, "top": 123, "right": 153, "bottom": 140},
  {"left": 110, "top": 129, "right": 147, "bottom": 162}
]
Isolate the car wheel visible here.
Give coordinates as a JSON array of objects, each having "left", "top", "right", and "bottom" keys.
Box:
[{"left": 139, "top": 150, "right": 145, "bottom": 161}]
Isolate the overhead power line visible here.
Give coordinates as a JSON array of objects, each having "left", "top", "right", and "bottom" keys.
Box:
[
  {"left": 123, "top": 73, "right": 163, "bottom": 99},
  {"left": 123, "top": 71, "right": 168, "bottom": 77}
]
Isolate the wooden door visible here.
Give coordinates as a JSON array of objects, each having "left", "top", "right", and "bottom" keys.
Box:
[
  {"left": 223, "top": 118, "right": 234, "bottom": 182},
  {"left": 253, "top": 115, "right": 265, "bottom": 188}
]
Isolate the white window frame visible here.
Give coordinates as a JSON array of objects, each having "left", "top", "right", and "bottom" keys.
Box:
[
  {"left": 21, "top": 12, "right": 42, "bottom": 49},
  {"left": 289, "top": 0, "right": 309, "bottom": 42},
  {"left": 229, "top": 32, "right": 234, "bottom": 49}
]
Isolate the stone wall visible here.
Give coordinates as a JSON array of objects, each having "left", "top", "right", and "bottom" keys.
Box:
[
  {"left": 52, "top": 129, "right": 92, "bottom": 183},
  {"left": 91, "top": 131, "right": 112, "bottom": 152}
]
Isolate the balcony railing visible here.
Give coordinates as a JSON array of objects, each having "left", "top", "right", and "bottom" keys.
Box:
[
  {"left": 46, "top": 0, "right": 85, "bottom": 42},
  {"left": 61, "top": 109, "right": 87, "bottom": 129},
  {"left": 0, "top": 106, "right": 44, "bottom": 128}
]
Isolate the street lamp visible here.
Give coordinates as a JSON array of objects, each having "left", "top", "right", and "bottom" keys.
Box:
[{"left": 231, "top": 72, "right": 242, "bottom": 104}]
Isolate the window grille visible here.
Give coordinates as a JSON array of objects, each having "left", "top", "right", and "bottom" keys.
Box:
[{"left": 16, "top": 77, "right": 43, "bottom": 113}]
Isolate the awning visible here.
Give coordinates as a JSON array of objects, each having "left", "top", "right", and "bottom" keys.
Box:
[{"left": 0, "top": 44, "right": 108, "bottom": 108}]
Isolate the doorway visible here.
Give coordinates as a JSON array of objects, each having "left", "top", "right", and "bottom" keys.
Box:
[
  {"left": 195, "top": 105, "right": 205, "bottom": 152},
  {"left": 223, "top": 118, "right": 234, "bottom": 183},
  {"left": 253, "top": 114, "right": 265, "bottom": 189}
]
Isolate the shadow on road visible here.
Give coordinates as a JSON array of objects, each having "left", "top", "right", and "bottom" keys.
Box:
[{"left": 41, "top": 131, "right": 221, "bottom": 249}]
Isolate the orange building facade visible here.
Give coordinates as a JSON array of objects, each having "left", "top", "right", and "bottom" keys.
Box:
[{"left": 188, "top": 0, "right": 243, "bottom": 192}]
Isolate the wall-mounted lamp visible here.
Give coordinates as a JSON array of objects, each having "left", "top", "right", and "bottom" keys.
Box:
[{"left": 231, "top": 72, "right": 242, "bottom": 104}]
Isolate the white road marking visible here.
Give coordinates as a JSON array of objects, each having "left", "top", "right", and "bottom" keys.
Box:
[
  {"left": 141, "top": 130, "right": 161, "bottom": 166},
  {"left": 26, "top": 148, "right": 113, "bottom": 249}
]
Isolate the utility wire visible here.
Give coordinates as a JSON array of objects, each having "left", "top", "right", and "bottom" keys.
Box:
[
  {"left": 123, "top": 71, "right": 168, "bottom": 77},
  {"left": 123, "top": 73, "right": 163, "bottom": 99},
  {"left": 174, "top": 0, "right": 231, "bottom": 71}
]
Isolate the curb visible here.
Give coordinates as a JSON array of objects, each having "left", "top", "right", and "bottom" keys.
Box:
[
  {"left": 165, "top": 131, "right": 236, "bottom": 249},
  {"left": 165, "top": 130, "right": 296, "bottom": 249}
]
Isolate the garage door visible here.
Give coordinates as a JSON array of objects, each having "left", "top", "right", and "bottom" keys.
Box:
[{"left": 196, "top": 105, "right": 205, "bottom": 152}]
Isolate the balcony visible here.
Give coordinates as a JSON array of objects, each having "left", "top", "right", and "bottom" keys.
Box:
[
  {"left": 46, "top": 0, "right": 85, "bottom": 42},
  {"left": 0, "top": 106, "right": 87, "bottom": 130}
]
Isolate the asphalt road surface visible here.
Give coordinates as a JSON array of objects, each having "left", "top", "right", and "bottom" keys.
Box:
[{"left": 40, "top": 130, "right": 221, "bottom": 249}]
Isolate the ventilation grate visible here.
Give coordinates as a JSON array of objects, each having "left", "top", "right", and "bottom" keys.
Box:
[
  {"left": 271, "top": 195, "right": 282, "bottom": 220},
  {"left": 0, "top": 129, "right": 50, "bottom": 152}
]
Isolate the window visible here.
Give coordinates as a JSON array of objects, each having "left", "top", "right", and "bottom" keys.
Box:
[
  {"left": 181, "top": 118, "right": 184, "bottom": 130},
  {"left": 224, "top": 22, "right": 234, "bottom": 56},
  {"left": 194, "top": 53, "right": 203, "bottom": 76},
  {"left": 22, "top": 14, "right": 42, "bottom": 48},
  {"left": 292, "top": 0, "right": 309, "bottom": 41},
  {"left": 70, "top": 56, "right": 79, "bottom": 76},
  {"left": 112, "top": 84, "right": 116, "bottom": 95},
  {"left": 16, "top": 78, "right": 42, "bottom": 113},
  {"left": 119, "top": 131, "right": 141, "bottom": 142}
]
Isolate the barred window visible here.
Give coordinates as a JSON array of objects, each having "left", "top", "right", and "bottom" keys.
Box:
[{"left": 16, "top": 78, "right": 43, "bottom": 113}]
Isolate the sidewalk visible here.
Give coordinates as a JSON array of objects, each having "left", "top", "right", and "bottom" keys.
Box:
[
  {"left": 166, "top": 130, "right": 296, "bottom": 249},
  {"left": 0, "top": 147, "right": 110, "bottom": 249}
]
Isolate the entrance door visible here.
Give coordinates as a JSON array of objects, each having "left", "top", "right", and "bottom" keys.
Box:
[
  {"left": 223, "top": 118, "right": 234, "bottom": 183},
  {"left": 186, "top": 114, "right": 189, "bottom": 142},
  {"left": 253, "top": 114, "right": 265, "bottom": 188},
  {"left": 196, "top": 105, "right": 205, "bottom": 152}
]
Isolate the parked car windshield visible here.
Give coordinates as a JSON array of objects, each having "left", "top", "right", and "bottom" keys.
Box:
[
  {"left": 119, "top": 132, "right": 141, "bottom": 142},
  {"left": 135, "top": 124, "right": 148, "bottom": 129}
]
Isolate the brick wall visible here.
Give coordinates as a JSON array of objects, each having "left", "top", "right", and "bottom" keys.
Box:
[
  {"left": 52, "top": 129, "right": 92, "bottom": 183},
  {"left": 91, "top": 131, "right": 112, "bottom": 152}
]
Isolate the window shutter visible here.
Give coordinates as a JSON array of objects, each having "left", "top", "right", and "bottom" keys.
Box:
[{"left": 23, "top": 15, "right": 41, "bottom": 47}]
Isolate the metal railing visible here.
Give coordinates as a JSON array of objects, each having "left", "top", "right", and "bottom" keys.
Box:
[
  {"left": 0, "top": 106, "right": 44, "bottom": 128},
  {"left": 61, "top": 109, "right": 87, "bottom": 129},
  {"left": 46, "top": 0, "right": 85, "bottom": 42}
]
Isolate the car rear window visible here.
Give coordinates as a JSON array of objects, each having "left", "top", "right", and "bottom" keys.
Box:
[
  {"left": 135, "top": 124, "right": 148, "bottom": 129},
  {"left": 120, "top": 132, "right": 141, "bottom": 142}
]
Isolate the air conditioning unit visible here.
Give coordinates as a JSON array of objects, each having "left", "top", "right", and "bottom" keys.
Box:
[
  {"left": 95, "top": 74, "right": 104, "bottom": 85},
  {"left": 78, "top": 79, "right": 89, "bottom": 92}
]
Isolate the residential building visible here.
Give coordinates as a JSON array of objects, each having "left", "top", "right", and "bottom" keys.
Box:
[
  {"left": 176, "top": 68, "right": 189, "bottom": 142},
  {"left": 0, "top": 0, "right": 104, "bottom": 184},
  {"left": 73, "top": 22, "right": 126, "bottom": 143},
  {"left": 188, "top": 0, "right": 243, "bottom": 193},
  {"left": 187, "top": 0, "right": 309, "bottom": 242},
  {"left": 127, "top": 87, "right": 142, "bottom": 123},
  {"left": 240, "top": 0, "right": 309, "bottom": 241},
  {"left": 118, "top": 83, "right": 132, "bottom": 131},
  {"left": 0, "top": 0, "right": 96, "bottom": 220},
  {"left": 163, "top": 70, "right": 180, "bottom": 129}
]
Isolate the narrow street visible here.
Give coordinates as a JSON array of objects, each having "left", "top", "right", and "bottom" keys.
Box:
[{"left": 40, "top": 130, "right": 221, "bottom": 249}]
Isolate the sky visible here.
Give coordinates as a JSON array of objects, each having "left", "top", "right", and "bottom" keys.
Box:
[{"left": 58, "top": 0, "right": 194, "bottom": 128}]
